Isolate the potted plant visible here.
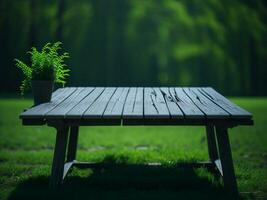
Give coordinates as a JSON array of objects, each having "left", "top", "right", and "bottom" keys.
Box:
[{"left": 15, "top": 42, "right": 70, "bottom": 105}]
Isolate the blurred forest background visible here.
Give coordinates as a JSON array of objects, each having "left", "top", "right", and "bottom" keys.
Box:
[{"left": 0, "top": 0, "right": 267, "bottom": 96}]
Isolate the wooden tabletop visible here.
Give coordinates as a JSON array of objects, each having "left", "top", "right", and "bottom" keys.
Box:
[{"left": 20, "top": 87, "right": 253, "bottom": 126}]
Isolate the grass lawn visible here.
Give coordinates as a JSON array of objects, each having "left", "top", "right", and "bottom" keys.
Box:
[{"left": 0, "top": 97, "right": 266, "bottom": 200}]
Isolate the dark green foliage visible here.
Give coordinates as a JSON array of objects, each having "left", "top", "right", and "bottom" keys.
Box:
[
  {"left": 14, "top": 59, "right": 32, "bottom": 96},
  {"left": 1, "top": 0, "right": 267, "bottom": 95},
  {"left": 15, "top": 42, "right": 70, "bottom": 95}
]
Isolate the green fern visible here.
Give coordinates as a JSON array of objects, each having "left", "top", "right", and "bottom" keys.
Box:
[
  {"left": 15, "top": 42, "right": 70, "bottom": 95},
  {"left": 14, "top": 59, "right": 32, "bottom": 95}
]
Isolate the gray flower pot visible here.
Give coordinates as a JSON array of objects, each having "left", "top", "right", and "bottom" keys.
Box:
[{"left": 31, "top": 80, "right": 54, "bottom": 105}]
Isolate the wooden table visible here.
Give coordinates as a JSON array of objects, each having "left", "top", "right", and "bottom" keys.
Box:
[{"left": 20, "top": 87, "right": 253, "bottom": 195}]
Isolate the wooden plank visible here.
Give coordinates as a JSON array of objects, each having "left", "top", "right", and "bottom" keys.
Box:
[
  {"left": 51, "top": 88, "right": 65, "bottom": 99},
  {"left": 50, "top": 125, "right": 69, "bottom": 189},
  {"left": 123, "top": 87, "right": 136, "bottom": 118},
  {"left": 215, "top": 126, "right": 238, "bottom": 195},
  {"left": 45, "top": 87, "right": 94, "bottom": 118},
  {"left": 133, "top": 87, "right": 144, "bottom": 117},
  {"left": 123, "top": 87, "right": 143, "bottom": 119},
  {"left": 20, "top": 87, "right": 77, "bottom": 119},
  {"left": 103, "top": 87, "right": 129, "bottom": 118},
  {"left": 183, "top": 87, "right": 230, "bottom": 119},
  {"left": 66, "top": 87, "right": 105, "bottom": 119},
  {"left": 172, "top": 88, "right": 204, "bottom": 119},
  {"left": 144, "top": 87, "right": 169, "bottom": 118},
  {"left": 206, "top": 125, "right": 219, "bottom": 162},
  {"left": 66, "top": 126, "right": 79, "bottom": 162},
  {"left": 160, "top": 87, "right": 184, "bottom": 119},
  {"left": 200, "top": 87, "right": 252, "bottom": 119},
  {"left": 83, "top": 87, "right": 116, "bottom": 119}
]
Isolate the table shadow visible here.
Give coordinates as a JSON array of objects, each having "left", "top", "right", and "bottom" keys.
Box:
[{"left": 8, "top": 155, "right": 240, "bottom": 200}]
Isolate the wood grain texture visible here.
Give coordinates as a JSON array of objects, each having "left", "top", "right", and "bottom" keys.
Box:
[
  {"left": 50, "top": 88, "right": 65, "bottom": 99},
  {"left": 20, "top": 87, "right": 253, "bottom": 126},
  {"left": 83, "top": 87, "right": 116, "bottom": 119},
  {"left": 103, "top": 87, "right": 129, "bottom": 118},
  {"left": 183, "top": 87, "right": 230, "bottom": 119},
  {"left": 200, "top": 87, "right": 252, "bottom": 119},
  {"left": 160, "top": 87, "right": 184, "bottom": 119},
  {"left": 46, "top": 87, "right": 94, "bottom": 118},
  {"left": 173, "top": 88, "right": 204, "bottom": 119},
  {"left": 144, "top": 87, "right": 170, "bottom": 119},
  {"left": 66, "top": 87, "right": 104, "bottom": 119},
  {"left": 20, "top": 87, "right": 77, "bottom": 118},
  {"left": 123, "top": 87, "right": 143, "bottom": 119}
]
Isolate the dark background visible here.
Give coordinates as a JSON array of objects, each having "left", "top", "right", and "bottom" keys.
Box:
[{"left": 0, "top": 0, "right": 267, "bottom": 96}]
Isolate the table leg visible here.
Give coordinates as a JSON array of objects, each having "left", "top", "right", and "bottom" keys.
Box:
[
  {"left": 215, "top": 126, "right": 238, "bottom": 196},
  {"left": 50, "top": 125, "right": 69, "bottom": 189},
  {"left": 66, "top": 126, "right": 79, "bottom": 162},
  {"left": 205, "top": 125, "right": 219, "bottom": 162}
]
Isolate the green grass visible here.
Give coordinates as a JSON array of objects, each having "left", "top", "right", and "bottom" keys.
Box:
[{"left": 0, "top": 98, "right": 267, "bottom": 200}]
